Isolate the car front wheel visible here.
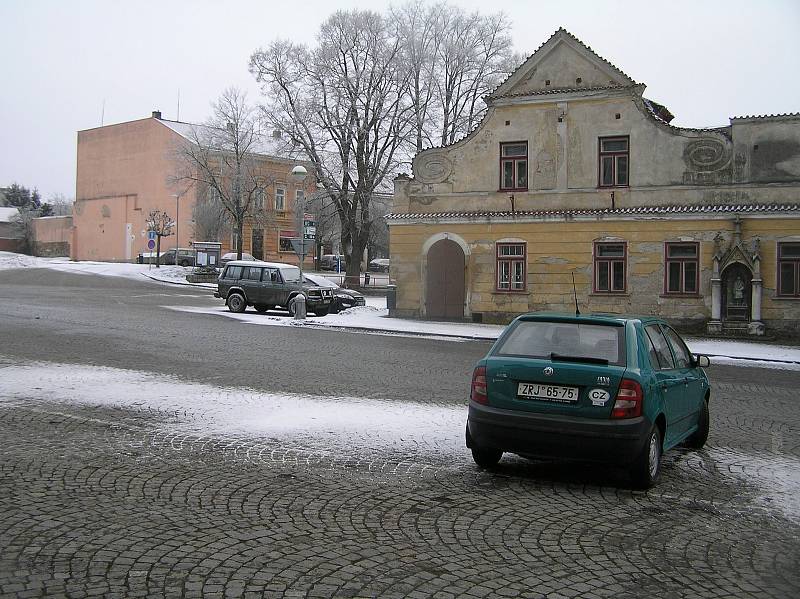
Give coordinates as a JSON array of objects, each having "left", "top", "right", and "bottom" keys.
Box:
[
  {"left": 227, "top": 293, "right": 246, "bottom": 314},
  {"left": 631, "top": 425, "right": 662, "bottom": 489}
]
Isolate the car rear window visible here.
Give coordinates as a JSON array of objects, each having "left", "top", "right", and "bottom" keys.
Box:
[{"left": 495, "top": 321, "right": 625, "bottom": 366}]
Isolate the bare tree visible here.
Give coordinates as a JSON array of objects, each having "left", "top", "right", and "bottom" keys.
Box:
[
  {"left": 145, "top": 209, "right": 173, "bottom": 268},
  {"left": 47, "top": 193, "right": 75, "bottom": 217},
  {"left": 250, "top": 10, "right": 414, "bottom": 287},
  {"left": 10, "top": 208, "right": 36, "bottom": 254},
  {"left": 173, "top": 87, "right": 275, "bottom": 259},
  {"left": 192, "top": 189, "right": 228, "bottom": 242},
  {"left": 390, "top": 3, "right": 518, "bottom": 150}
]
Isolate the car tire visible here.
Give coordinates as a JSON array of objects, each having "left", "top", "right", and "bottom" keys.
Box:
[
  {"left": 227, "top": 293, "right": 247, "bottom": 314},
  {"left": 630, "top": 424, "right": 662, "bottom": 489},
  {"left": 254, "top": 304, "right": 270, "bottom": 313},
  {"left": 471, "top": 446, "right": 503, "bottom": 469},
  {"left": 314, "top": 307, "right": 329, "bottom": 317},
  {"left": 685, "top": 399, "right": 709, "bottom": 449},
  {"left": 329, "top": 301, "right": 341, "bottom": 314},
  {"left": 287, "top": 297, "right": 297, "bottom": 317}
]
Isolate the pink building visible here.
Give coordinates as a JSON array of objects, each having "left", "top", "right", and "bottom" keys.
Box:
[{"left": 73, "top": 111, "right": 312, "bottom": 262}]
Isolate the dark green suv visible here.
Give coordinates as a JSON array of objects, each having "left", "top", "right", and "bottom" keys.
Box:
[
  {"left": 466, "top": 313, "right": 711, "bottom": 488},
  {"left": 215, "top": 260, "right": 333, "bottom": 316}
]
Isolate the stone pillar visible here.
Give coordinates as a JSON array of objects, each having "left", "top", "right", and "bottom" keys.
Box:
[
  {"left": 748, "top": 278, "right": 765, "bottom": 335},
  {"left": 707, "top": 256, "right": 722, "bottom": 334}
]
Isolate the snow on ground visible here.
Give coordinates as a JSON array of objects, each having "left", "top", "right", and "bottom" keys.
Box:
[
  {"left": 2, "top": 251, "right": 799, "bottom": 368},
  {"left": 2, "top": 361, "right": 466, "bottom": 461}
]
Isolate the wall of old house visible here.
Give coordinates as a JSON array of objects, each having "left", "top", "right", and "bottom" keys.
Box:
[
  {"left": 389, "top": 215, "right": 800, "bottom": 332},
  {"left": 32, "top": 216, "right": 72, "bottom": 256}
]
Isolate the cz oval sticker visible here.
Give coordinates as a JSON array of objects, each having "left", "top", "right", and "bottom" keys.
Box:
[{"left": 589, "top": 388, "right": 610, "bottom": 406}]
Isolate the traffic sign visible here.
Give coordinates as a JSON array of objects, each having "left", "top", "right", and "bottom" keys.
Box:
[
  {"left": 147, "top": 230, "right": 157, "bottom": 242},
  {"left": 147, "top": 239, "right": 156, "bottom": 250}
]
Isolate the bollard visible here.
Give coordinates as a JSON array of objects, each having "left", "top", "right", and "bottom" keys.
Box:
[{"left": 293, "top": 294, "right": 306, "bottom": 320}]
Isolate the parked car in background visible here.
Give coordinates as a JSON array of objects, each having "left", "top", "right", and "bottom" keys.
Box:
[
  {"left": 136, "top": 251, "right": 165, "bottom": 265},
  {"left": 320, "top": 254, "right": 346, "bottom": 271},
  {"left": 160, "top": 248, "right": 196, "bottom": 267},
  {"left": 219, "top": 252, "right": 255, "bottom": 268},
  {"left": 368, "top": 258, "right": 390, "bottom": 272},
  {"left": 303, "top": 273, "right": 366, "bottom": 313},
  {"left": 466, "top": 313, "right": 711, "bottom": 488},
  {"left": 215, "top": 260, "right": 334, "bottom": 316}
]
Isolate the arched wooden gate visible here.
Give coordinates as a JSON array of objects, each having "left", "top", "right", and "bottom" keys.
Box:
[{"left": 425, "top": 239, "right": 465, "bottom": 319}]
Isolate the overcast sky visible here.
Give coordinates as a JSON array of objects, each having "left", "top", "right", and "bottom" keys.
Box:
[{"left": 1, "top": 0, "right": 798, "bottom": 199}]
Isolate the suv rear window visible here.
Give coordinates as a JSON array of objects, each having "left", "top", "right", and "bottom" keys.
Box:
[{"left": 495, "top": 321, "right": 625, "bottom": 366}]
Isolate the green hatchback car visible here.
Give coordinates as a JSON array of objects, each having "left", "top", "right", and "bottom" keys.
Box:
[{"left": 466, "top": 313, "right": 711, "bottom": 488}]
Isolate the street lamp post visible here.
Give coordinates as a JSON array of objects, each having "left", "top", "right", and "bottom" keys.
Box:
[
  {"left": 291, "top": 165, "right": 308, "bottom": 280},
  {"left": 173, "top": 193, "right": 180, "bottom": 264}
]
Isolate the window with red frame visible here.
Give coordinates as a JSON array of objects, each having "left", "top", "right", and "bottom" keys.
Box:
[
  {"left": 496, "top": 243, "right": 526, "bottom": 291},
  {"left": 499, "top": 142, "right": 528, "bottom": 191},
  {"left": 665, "top": 242, "right": 699, "bottom": 294},
  {"left": 594, "top": 242, "right": 626, "bottom": 293},
  {"left": 778, "top": 242, "right": 800, "bottom": 297},
  {"left": 598, "top": 136, "right": 629, "bottom": 187}
]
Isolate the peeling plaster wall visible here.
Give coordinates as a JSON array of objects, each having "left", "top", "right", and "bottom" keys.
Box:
[{"left": 389, "top": 217, "right": 800, "bottom": 329}]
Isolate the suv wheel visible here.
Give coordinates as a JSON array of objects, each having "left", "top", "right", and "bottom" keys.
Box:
[
  {"left": 227, "top": 293, "right": 247, "bottom": 314},
  {"left": 631, "top": 425, "right": 662, "bottom": 489},
  {"left": 287, "top": 297, "right": 297, "bottom": 317}
]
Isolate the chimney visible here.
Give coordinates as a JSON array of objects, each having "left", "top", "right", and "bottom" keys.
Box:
[{"left": 152, "top": 110, "right": 162, "bottom": 119}]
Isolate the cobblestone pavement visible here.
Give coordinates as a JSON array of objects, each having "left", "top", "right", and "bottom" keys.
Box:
[{"left": 1, "top": 359, "right": 798, "bottom": 599}]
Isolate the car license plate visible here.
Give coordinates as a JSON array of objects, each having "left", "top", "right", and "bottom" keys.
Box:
[{"left": 518, "top": 383, "right": 579, "bottom": 402}]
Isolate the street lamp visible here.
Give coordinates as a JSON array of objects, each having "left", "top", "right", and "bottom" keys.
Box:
[{"left": 291, "top": 165, "right": 308, "bottom": 279}]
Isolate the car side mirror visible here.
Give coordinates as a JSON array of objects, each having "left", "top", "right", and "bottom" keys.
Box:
[{"left": 693, "top": 354, "right": 711, "bottom": 368}]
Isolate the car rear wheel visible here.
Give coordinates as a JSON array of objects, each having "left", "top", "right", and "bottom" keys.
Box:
[
  {"left": 630, "top": 425, "right": 662, "bottom": 489},
  {"left": 471, "top": 446, "right": 503, "bottom": 469},
  {"left": 227, "top": 293, "right": 246, "bottom": 314},
  {"left": 685, "top": 399, "right": 709, "bottom": 449}
]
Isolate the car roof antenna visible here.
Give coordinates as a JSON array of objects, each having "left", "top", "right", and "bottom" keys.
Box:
[{"left": 572, "top": 272, "right": 581, "bottom": 317}]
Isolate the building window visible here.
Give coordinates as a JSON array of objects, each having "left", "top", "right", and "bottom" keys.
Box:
[
  {"left": 598, "top": 136, "right": 629, "bottom": 187},
  {"left": 665, "top": 242, "right": 699, "bottom": 294},
  {"left": 296, "top": 189, "right": 305, "bottom": 207},
  {"left": 499, "top": 142, "right": 528, "bottom": 191},
  {"left": 496, "top": 242, "right": 526, "bottom": 291},
  {"left": 279, "top": 229, "right": 295, "bottom": 252},
  {"left": 594, "top": 242, "right": 626, "bottom": 293},
  {"left": 275, "top": 188, "right": 286, "bottom": 211},
  {"left": 254, "top": 187, "right": 265, "bottom": 212},
  {"left": 778, "top": 242, "right": 800, "bottom": 297}
]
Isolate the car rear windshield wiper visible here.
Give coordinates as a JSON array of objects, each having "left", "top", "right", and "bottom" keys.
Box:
[{"left": 549, "top": 353, "right": 609, "bottom": 365}]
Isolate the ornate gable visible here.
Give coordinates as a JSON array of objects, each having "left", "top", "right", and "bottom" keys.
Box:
[{"left": 490, "top": 28, "right": 637, "bottom": 100}]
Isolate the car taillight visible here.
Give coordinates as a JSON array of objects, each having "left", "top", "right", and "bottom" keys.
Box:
[
  {"left": 470, "top": 366, "right": 488, "bottom": 405},
  {"left": 611, "top": 379, "right": 643, "bottom": 419}
]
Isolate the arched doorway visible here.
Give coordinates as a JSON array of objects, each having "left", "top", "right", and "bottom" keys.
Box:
[
  {"left": 426, "top": 239, "right": 465, "bottom": 319},
  {"left": 721, "top": 263, "right": 752, "bottom": 322}
]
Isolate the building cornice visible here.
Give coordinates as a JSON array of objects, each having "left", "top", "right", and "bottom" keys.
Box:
[{"left": 386, "top": 203, "right": 800, "bottom": 226}]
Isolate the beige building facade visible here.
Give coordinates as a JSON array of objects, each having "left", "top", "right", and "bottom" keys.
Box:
[
  {"left": 73, "top": 112, "right": 314, "bottom": 264},
  {"left": 389, "top": 29, "right": 800, "bottom": 335}
]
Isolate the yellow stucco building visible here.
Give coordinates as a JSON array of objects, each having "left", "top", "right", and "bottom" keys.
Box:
[{"left": 388, "top": 29, "right": 800, "bottom": 336}]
